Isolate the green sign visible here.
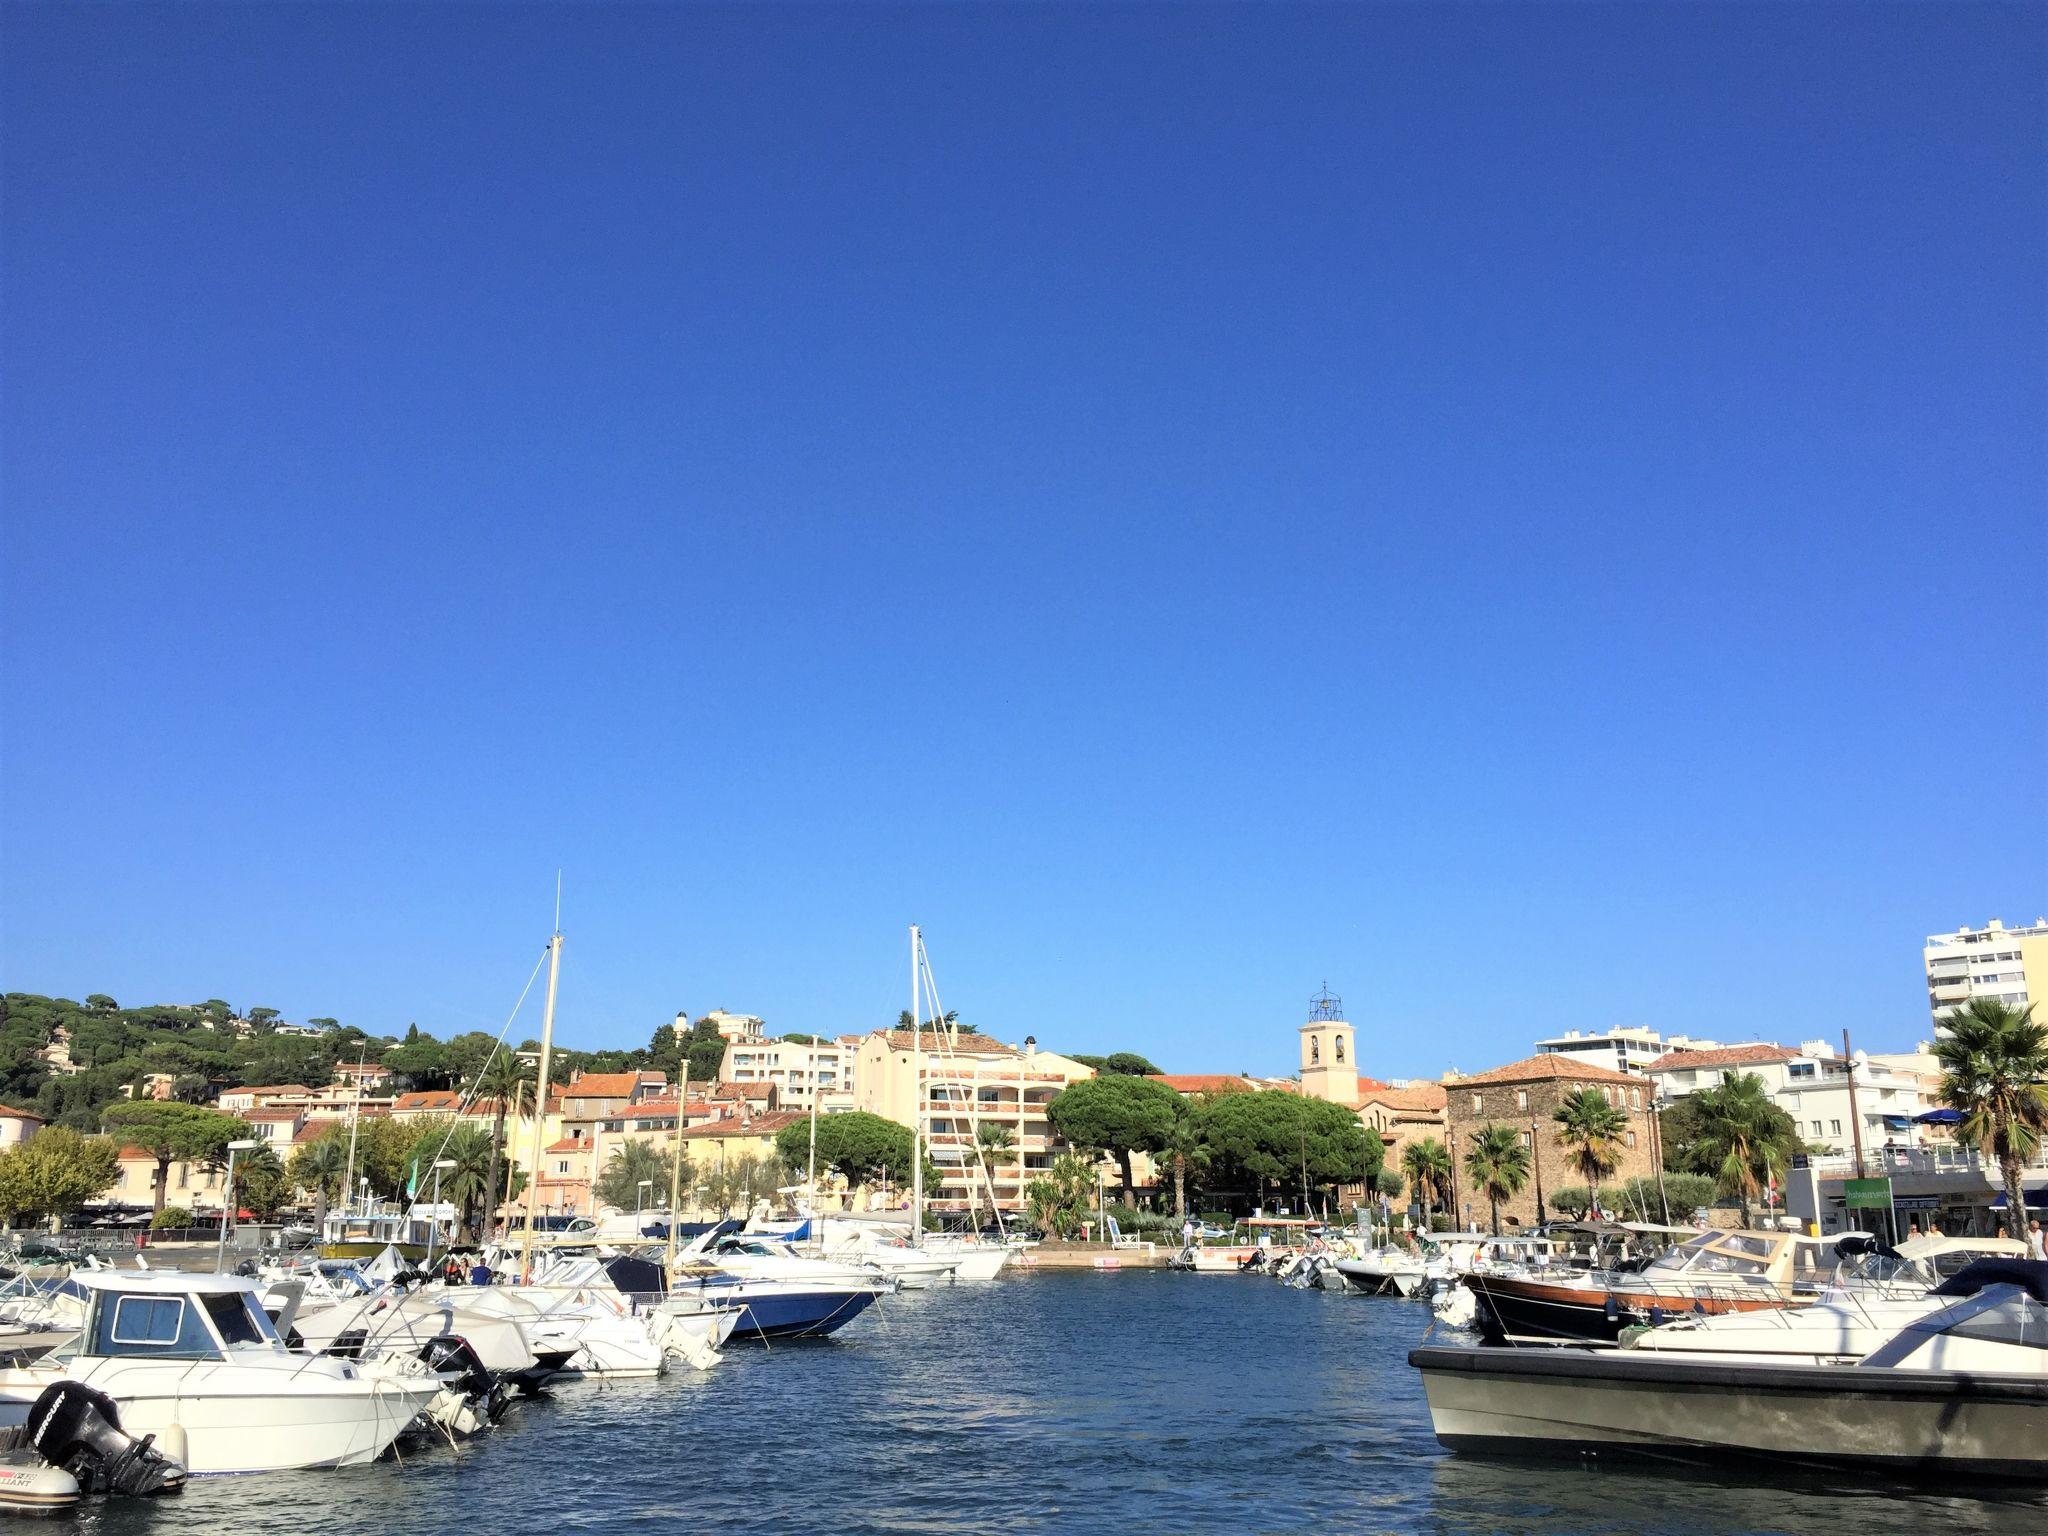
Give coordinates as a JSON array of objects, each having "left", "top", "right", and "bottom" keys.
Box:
[{"left": 1843, "top": 1177, "right": 1893, "bottom": 1210}]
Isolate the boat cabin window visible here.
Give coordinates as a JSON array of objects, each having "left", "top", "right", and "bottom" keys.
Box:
[
  {"left": 200, "top": 1290, "right": 273, "bottom": 1347},
  {"left": 90, "top": 1294, "right": 222, "bottom": 1360}
]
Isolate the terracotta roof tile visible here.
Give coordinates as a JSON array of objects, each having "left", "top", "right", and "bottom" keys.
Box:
[
  {"left": 882, "top": 1029, "right": 1016, "bottom": 1056},
  {"left": 1360, "top": 1082, "right": 1448, "bottom": 1112},
  {"left": 1449, "top": 1054, "right": 1642, "bottom": 1087},
  {"left": 1148, "top": 1074, "right": 1262, "bottom": 1094},
  {"left": 1645, "top": 1044, "right": 1798, "bottom": 1072}
]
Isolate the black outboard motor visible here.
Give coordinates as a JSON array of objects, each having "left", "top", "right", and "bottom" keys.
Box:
[{"left": 24, "top": 1383, "right": 185, "bottom": 1498}]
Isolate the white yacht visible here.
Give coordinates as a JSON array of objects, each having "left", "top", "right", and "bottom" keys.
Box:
[
  {"left": 1413, "top": 1276, "right": 2048, "bottom": 1480},
  {"left": 0, "top": 1272, "right": 441, "bottom": 1474}
]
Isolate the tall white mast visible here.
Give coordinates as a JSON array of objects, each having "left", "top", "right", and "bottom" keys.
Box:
[
  {"left": 664, "top": 1059, "right": 690, "bottom": 1276},
  {"left": 519, "top": 924, "right": 563, "bottom": 1281},
  {"left": 340, "top": 1040, "right": 368, "bottom": 1216},
  {"left": 909, "top": 924, "right": 922, "bottom": 1248}
]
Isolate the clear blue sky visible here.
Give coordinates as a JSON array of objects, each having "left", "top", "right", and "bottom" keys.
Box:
[{"left": 3, "top": 4, "right": 2042, "bottom": 1077}]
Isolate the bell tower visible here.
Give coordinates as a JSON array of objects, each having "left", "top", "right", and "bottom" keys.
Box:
[{"left": 1298, "top": 985, "right": 1358, "bottom": 1107}]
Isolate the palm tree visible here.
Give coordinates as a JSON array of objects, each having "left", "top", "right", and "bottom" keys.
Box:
[
  {"left": 1552, "top": 1089, "right": 1627, "bottom": 1213},
  {"left": 1692, "top": 1072, "right": 1789, "bottom": 1227},
  {"left": 474, "top": 1051, "right": 535, "bottom": 1240},
  {"left": 433, "top": 1124, "right": 497, "bottom": 1241},
  {"left": 1935, "top": 998, "right": 2048, "bottom": 1242},
  {"left": 1152, "top": 1100, "right": 1209, "bottom": 1221},
  {"left": 1464, "top": 1124, "right": 1532, "bottom": 1235},
  {"left": 1401, "top": 1138, "right": 1452, "bottom": 1229},
  {"left": 288, "top": 1133, "right": 350, "bottom": 1239},
  {"left": 596, "top": 1138, "right": 674, "bottom": 1216}
]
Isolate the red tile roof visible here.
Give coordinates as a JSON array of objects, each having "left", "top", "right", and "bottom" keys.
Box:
[
  {"left": 676, "top": 1110, "right": 806, "bottom": 1139},
  {"left": 292, "top": 1118, "right": 341, "bottom": 1146},
  {"left": 564, "top": 1072, "right": 662, "bottom": 1099},
  {"left": 545, "top": 1137, "right": 590, "bottom": 1154},
  {"left": 1646, "top": 1044, "right": 1798, "bottom": 1072},
  {"left": 713, "top": 1081, "right": 777, "bottom": 1101},
  {"left": 227, "top": 1084, "right": 312, "bottom": 1098},
  {"left": 393, "top": 1091, "right": 465, "bottom": 1113},
  {"left": 0, "top": 1105, "right": 45, "bottom": 1123},
  {"left": 1148, "top": 1074, "right": 1262, "bottom": 1094},
  {"left": 1449, "top": 1054, "right": 1642, "bottom": 1087},
  {"left": 1360, "top": 1082, "right": 1448, "bottom": 1112},
  {"left": 243, "top": 1109, "right": 304, "bottom": 1122},
  {"left": 881, "top": 1029, "right": 1016, "bottom": 1056}
]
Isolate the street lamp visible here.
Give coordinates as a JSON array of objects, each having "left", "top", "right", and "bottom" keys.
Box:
[
  {"left": 636, "top": 1179, "right": 653, "bottom": 1220},
  {"left": 215, "top": 1138, "right": 262, "bottom": 1273},
  {"left": 429, "top": 1158, "right": 458, "bottom": 1269}
]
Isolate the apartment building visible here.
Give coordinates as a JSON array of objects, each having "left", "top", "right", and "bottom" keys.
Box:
[
  {"left": 851, "top": 1028, "right": 1097, "bottom": 1213},
  {"left": 721, "top": 1034, "right": 859, "bottom": 1112},
  {"left": 1645, "top": 1040, "right": 1928, "bottom": 1156},
  {"left": 1923, "top": 918, "right": 2048, "bottom": 1026},
  {"left": 1532, "top": 1026, "right": 1723, "bottom": 1076}
]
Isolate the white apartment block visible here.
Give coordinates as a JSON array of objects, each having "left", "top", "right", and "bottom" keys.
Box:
[
  {"left": 721, "top": 1034, "right": 859, "bottom": 1111},
  {"left": 692, "top": 1010, "right": 767, "bottom": 1045},
  {"left": 1923, "top": 919, "right": 2048, "bottom": 1026},
  {"left": 1646, "top": 1040, "right": 1928, "bottom": 1157},
  {"left": 1534, "top": 1026, "right": 1723, "bottom": 1076}
]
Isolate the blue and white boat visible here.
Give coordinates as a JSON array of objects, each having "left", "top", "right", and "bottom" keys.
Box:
[{"left": 660, "top": 1230, "right": 894, "bottom": 1342}]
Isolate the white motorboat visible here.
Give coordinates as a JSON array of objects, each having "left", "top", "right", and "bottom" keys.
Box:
[
  {"left": 0, "top": 1272, "right": 441, "bottom": 1474},
  {"left": 1622, "top": 1246, "right": 2036, "bottom": 1364},
  {"left": 1412, "top": 1273, "right": 2048, "bottom": 1481}
]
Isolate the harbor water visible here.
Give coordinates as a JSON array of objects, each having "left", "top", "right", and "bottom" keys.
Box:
[{"left": 79, "top": 1271, "right": 2048, "bottom": 1535}]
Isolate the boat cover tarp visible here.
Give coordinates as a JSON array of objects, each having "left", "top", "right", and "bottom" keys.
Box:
[{"left": 1932, "top": 1258, "right": 2048, "bottom": 1306}]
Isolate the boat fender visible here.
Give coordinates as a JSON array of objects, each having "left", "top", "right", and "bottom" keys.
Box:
[
  {"left": 1602, "top": 1294, "right": 1619, "bottom": 1322},
  {"left": 154, "top": 1422, "right": 188, "bottom": 1473}
]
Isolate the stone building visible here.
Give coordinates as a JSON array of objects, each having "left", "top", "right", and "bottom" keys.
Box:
[{"left": 1441, "top": 1055, "right": 1657, "bottom": 1228}]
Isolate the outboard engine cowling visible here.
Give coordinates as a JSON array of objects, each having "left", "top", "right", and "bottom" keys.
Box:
[{"left": 25, "top": 1383, "right": 184, "bottom": 1497}]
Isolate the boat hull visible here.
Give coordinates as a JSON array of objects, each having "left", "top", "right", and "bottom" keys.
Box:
[
  {"left": 1464, "top": 1273, "right": 1791, "bottom": 1344},
  {"left": 1410, "top": 1344, "right": 2048, "bottom": 1482}
]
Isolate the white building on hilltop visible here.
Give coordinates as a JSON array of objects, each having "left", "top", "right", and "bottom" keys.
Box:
[
  {"left": 720, "top": 1033, "right": 859, "bottom": 1112},
  {"left": 1922, "top": 919, "right": 2048, "bottom": 1027}
]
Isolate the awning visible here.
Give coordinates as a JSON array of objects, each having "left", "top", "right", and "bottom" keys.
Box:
[
  {"left": 1882, "top": 1115, "right": 1914, "bottom": 1131},
  {"left": 1914, "top": 1108, "right": 1962, "bottom": 1125},
  {"left": 1989, "top": 1188, "right": 2048, "bottom": 1210}
]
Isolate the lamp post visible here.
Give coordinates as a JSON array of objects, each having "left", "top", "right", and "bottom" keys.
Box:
[
  {"left": 1529, "top": 1118, "right": 1547, "bottom": 1226},
  {"left": 636, "top": 1179, "right": 653, "bottom": 1222},
  {"left": 216, "top": 1138, "right": 262, "bottom": 1273},
  {"left": 429, "top": 1158, "right": 458, "bottom": 1269}
]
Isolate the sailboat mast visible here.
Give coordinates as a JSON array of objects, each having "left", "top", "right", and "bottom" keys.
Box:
[
  {"left": 519, "top": 928, "right": 563, "bottom": 1281},
  {"left": 340, "top": 1041, "right": 367, "bottom": 1217},
  {"left": 909, "top": 924, "right": 922, "bottom": 1248},
  {"left": 665, "top": 1061, "right": 690, "bottom": 1275}
]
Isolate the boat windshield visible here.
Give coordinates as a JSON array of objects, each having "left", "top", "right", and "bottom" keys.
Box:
[
  {"left": 1646, "top": 1232, "right": 1778, "bottom": 1278},
  {"left": 201, "top": 1290, "right": 277, "bottom": 1348}
]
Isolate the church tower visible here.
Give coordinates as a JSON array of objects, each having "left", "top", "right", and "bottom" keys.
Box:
[{"left": 1298, "top": 985, "right": 1358, "bottom": 1107}]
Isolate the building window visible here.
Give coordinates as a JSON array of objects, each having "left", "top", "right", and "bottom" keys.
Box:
[
  {"left": 1310, "top": 1039, "right": 1320, "bottom": 1065},
  {"left": 1516, "top": 1090, "right": 1528, "bottom": 1110},
  {"left": 1626, "top": 1130, "right": 1637, "bottom": 1148},
  {"left": 1830, "top": 1120, "right": 1842, "bottom": 1136},
  {"left": 1630, "top": 1089, "right": 1642, "bottom": 1110},
  {"left": 1471, "top": 1094, "right": 1482, "bottom": 1114},
  {"left": 1520, "top": 1129, "right": 1532, "bottom": 1148},
  {"left": 1335, "top": 1038, "right": 1346, "bottom": 1063}
]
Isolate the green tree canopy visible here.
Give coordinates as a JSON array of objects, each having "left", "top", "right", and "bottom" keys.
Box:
[
  {"left": 0, "top": 1129, "right": 120, "bottom": 1222},
  {"left": 773, "top": 1111, "right": 915, "bottom": 1189},
  {"left": 100, "top": 1102, "right": 253, "bottom": 1213},
  {"left": 1463, "top": 1123, "right": 1531, "bottom": 1235},
  {"left": 1047, "top": 1075, "right": 1182, "bottom": 1200},
  {"left": 1552, "top": 1088, "right": 1628, "bottom": 1204}
]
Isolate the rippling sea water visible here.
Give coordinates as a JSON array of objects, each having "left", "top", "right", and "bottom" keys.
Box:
[{"left": 72, "top": 1271, "right": 2048, "bottom": 1535}]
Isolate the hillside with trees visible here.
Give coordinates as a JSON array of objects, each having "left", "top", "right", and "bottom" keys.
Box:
[{"left": 0, "top": 992, "right": 740, "bottom": 1130}]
